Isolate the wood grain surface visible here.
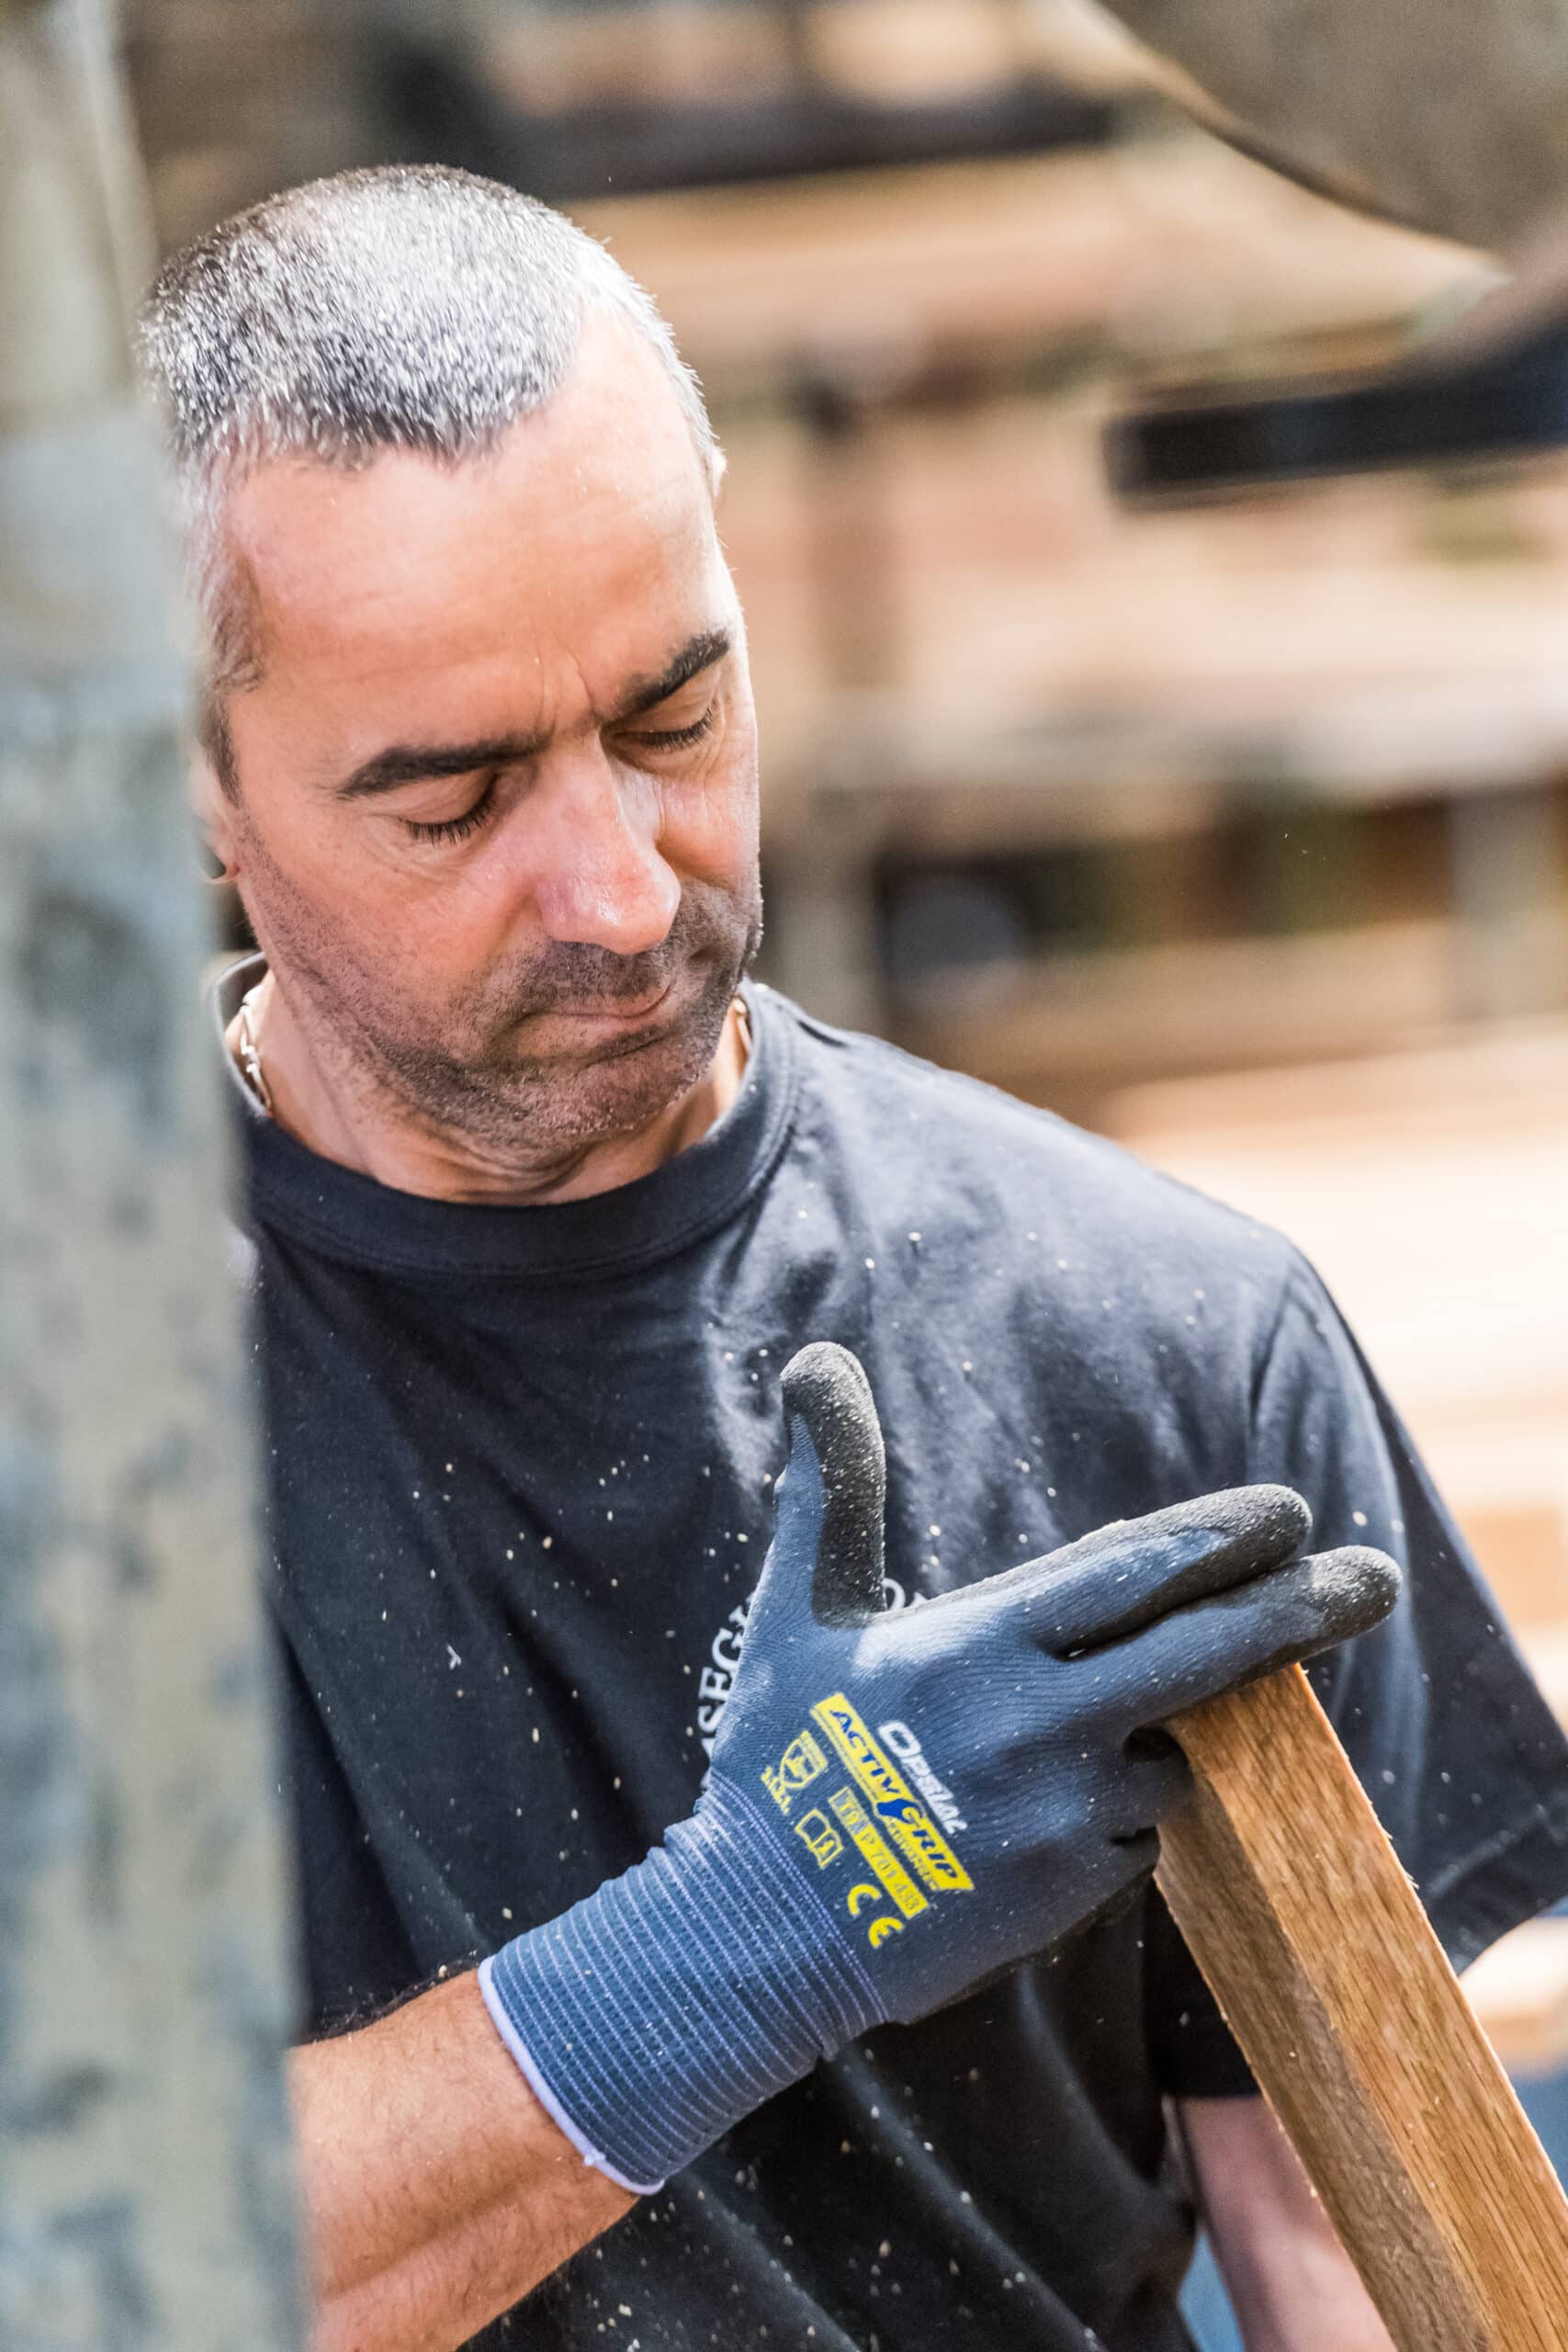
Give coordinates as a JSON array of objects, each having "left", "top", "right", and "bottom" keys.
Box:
[{"left": 1156, "top": 1664, "right": 1568, "bottom": 2349}]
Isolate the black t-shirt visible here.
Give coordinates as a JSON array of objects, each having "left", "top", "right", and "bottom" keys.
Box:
[{"left": 231, "top": 963, "right": 1568, "bottom": 2352}]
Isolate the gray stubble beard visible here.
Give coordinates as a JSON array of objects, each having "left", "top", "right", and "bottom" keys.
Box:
[{"left": 236, "top": 821, "right": 764, "bottom": 1167}]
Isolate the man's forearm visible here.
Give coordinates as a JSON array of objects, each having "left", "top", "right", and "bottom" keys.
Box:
[
  {"left": 1179, "top": 2095, "right": 1394, "bottom": 2352},
  {"left": 291, "top": 1972, "right": 634, "bottom": 2352}
]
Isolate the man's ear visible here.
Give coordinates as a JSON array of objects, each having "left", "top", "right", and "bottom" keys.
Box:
[{"left": 189, "top": 731, "right": 239, "bottom": 879}]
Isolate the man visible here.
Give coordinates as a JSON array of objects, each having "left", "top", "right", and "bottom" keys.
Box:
[{"left": 140, "top": 167, "right": 1568, "bottom": 2352}]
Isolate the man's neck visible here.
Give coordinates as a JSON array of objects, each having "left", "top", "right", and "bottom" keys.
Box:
[{"left": 226, "top": 968, "right": 750, "bottom": 1205}]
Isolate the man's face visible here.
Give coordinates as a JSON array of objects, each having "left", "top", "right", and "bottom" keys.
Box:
[{"left": 209, "top": 313, "right": 761, "bottom": 1164}]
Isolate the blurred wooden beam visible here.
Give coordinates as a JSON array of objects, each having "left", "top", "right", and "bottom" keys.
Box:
[{"left": 578, "top": 142, "right": 1471, "bottom": 397}]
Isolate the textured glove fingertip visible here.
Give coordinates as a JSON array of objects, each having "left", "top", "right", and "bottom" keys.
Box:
[
  {"left": 781, "top": 1340, "right": 878, "bottom": 1438},
  {"left": 1210, "top": 1544, "right": 1404, "bottom": 1693},
  {"left": 1194, "top": 1482, "right": 1313, "bottom": 1562},
  {"left": 1300, "top": 1543, "right": 1403, "bottom": 1649},
  {"left": 780, "top": 1341, "right": 888, "bottom": 1626}
]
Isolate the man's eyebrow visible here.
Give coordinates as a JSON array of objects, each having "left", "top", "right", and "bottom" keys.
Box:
[
  {"left": 329, "top": 629, "right": 732, "bottom": 801},
  {"left": 332, "top": 730, "right": 549, "bottom": 802},
  {"left": 613, "top": 628, "right": 731, "bottom": 723}
]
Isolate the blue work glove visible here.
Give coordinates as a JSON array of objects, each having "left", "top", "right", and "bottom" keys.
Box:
[{"left": 480, "top": 1342, "right": 1399, "bottom": 2191}]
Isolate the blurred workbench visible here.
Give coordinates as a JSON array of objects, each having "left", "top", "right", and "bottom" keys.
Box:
[{"left": 1112, "top": 1023, "right": 1568, "bottom": 2071}]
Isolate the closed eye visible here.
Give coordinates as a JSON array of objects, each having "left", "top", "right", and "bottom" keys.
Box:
[
  {"left": 397, "top": 695, "right": 717, "bottom": 840},
  {"left": 400, "top": 775, "right": 500, "bottom": 844},
  {"left": 622, "top": 707, "right": 717, "bottom": 752}
]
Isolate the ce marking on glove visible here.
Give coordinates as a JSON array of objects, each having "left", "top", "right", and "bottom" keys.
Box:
[
  {"left": 764, "top": 1696, "right": 973, "bottom": 1949},
  {"left": 846, "top": 1883, "right": 904, "bottom": 1949}
]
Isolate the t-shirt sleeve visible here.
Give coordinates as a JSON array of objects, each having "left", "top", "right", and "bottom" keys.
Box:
[{"left": 1149, "top": 1246, "right": 1568, "bottom": 2100}]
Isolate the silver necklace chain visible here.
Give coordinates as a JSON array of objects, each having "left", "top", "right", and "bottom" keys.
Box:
[{"left": 234, "top": 987, "right": 276, "bottom": 1116}]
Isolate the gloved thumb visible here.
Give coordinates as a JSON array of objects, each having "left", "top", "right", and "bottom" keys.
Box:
[{"left": 768, "top": 1341, "right": 887, "bottom": 1629}]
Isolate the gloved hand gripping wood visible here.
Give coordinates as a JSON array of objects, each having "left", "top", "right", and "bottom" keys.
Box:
[{"left": 481, "top": 1342, "right": 1400, "bottom": 2191}]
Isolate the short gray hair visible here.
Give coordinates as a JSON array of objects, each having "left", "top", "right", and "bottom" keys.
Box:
[{"left": 138, "top": 164, "right": 716, "bottom": 786}]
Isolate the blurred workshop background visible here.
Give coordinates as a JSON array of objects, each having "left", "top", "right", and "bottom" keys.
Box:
[{"left": 118, "top": 4, "right": 1568, "bottom": 2341}]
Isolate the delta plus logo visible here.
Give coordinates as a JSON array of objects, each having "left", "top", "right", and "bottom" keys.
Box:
[{"left": 694, "top": 1573, "right": 912, "bottom": 1758}]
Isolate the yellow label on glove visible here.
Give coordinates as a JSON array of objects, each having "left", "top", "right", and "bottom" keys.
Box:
[
  {"left": 810, "top": 1695, "right": 973, "bottom": 1894},
  {"left": 829, "top": 1785, "right": 929, "bottom": 1917}
]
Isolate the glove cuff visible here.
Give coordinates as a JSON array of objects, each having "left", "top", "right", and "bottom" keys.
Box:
[{"left": 480, "top": 1775, "right": 885, "bottom": 2192}]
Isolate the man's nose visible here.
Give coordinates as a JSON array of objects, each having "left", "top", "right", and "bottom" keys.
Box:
[{"left": 528, "top": 747, "right": 682, "bottom": 956}]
